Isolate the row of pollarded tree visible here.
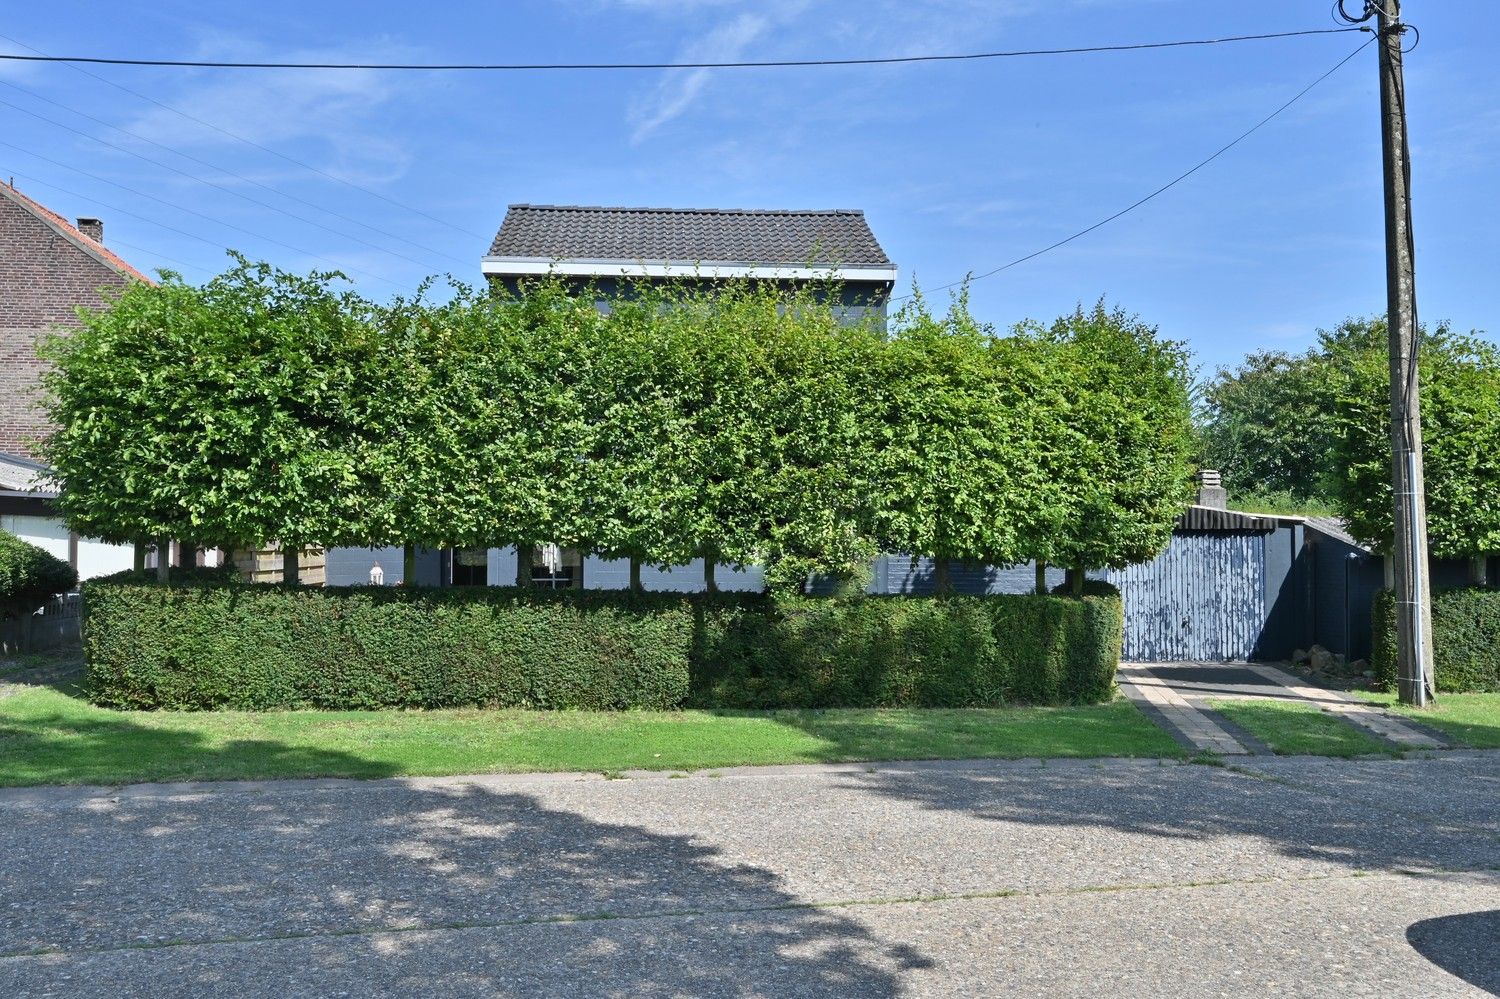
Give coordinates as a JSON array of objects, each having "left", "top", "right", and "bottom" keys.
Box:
[{"left": 42, "top": 256, "right": 1199, "bottom": 594}]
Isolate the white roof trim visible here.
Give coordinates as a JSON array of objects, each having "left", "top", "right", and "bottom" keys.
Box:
[{"left": 481, "top": 256, "right": 897, "bottom": 283}]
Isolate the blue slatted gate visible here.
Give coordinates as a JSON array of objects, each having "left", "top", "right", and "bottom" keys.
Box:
[{"left": 1108, "top": 532, "right": 1267, "bottom": 662}]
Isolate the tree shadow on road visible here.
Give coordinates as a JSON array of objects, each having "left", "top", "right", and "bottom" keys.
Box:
[
  {"left": 0, "top": 779, "right": 927, "bottom": 996},
  {"left": 1405, "top": 910, "right": 1500, "bottom": 995},
  {"left": 827, "top": 755, "right": 1499, "bottom": 878}
]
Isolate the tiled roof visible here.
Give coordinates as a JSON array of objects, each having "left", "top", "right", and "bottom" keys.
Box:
[
  {"left": 0, "top": 182, "right": 154, "bottom": 284},
  {"left": 487, "top": 204, "right": 892, "bottom": 268}
]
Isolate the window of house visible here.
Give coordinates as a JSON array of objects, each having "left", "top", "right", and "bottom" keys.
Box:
[
  {"left": 451, "top": 547, "right": 488, "bottom": 586},
  {"left": 530, "top": 544, "right": 583, "bottom": 589}
]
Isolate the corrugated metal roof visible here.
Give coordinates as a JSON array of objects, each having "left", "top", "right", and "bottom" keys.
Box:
[
  {"left": 1176, "top": 505, "right": 1281, "bottom": 533},
  {"left": 486, "top": 204, "right": 892, "bottom": 267}
]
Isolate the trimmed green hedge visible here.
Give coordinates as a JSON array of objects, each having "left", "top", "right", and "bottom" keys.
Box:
[
  {"left": 0, "top": 530, "right": 78, "bottom": 620},
  {"left": 1372, "top": 587, "right": 1500, "bottom": 693},
  {"left": 81, "top": 574, "right": 1123, "bottom": 711}
]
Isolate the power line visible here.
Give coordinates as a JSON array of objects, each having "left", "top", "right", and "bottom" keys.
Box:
[
  {"left": 4, "top": 167, "right": 235, "bottom": 254},
  {"left": 103, "top": 237, "right": 215, "bottom": 278},
  {"left": 0, "top": 27, "right": 1366, "bottom": 71},
  {"left": 0, "top": 78, "right": 470, "bottom": 267},
  {"left": 0, "top": 92, "right": 466, "bottom": 272},
  {"left": 903, "top": 36, "right": 1376, "bottom": 300},
  {"left": 0, "top": 32, "right": 487, "bottom": 240},
  {"left": 0, "top": 146, "right": 417, "bottom": 293}
]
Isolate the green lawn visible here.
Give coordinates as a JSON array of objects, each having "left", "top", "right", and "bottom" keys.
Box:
[
  {"left": 1354, "top": 691, "right": 1500, "bottom": 749},
  {"left": 0, "top": 683, "right": 1184, "bottom": 787},
  {"left": 1210, "top": 698, "right": 1393, "bottom": 757}
]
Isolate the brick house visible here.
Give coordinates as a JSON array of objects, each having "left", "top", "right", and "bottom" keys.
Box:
[{"left": 0, "top": 182, "right": 145, "bottom": 578}]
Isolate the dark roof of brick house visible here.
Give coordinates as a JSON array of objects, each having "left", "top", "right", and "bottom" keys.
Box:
[
  {"left": 486, "top": 205, "right": 893, "bottom": 268},
  {"left": 0, "top": 182, "right": 154, "bottom": 284}
]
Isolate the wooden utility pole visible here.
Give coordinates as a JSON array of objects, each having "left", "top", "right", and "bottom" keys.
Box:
[{"left": 1374, "top": 0, "right": 1434, "bottom": 706}]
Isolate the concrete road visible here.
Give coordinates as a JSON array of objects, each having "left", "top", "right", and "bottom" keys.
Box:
[{"left": 1, "top": 752, "right": 1495, "bottom": 997}]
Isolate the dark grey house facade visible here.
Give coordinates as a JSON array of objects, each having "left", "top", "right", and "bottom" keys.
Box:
[{"left": 481, "top": 204, "right": 896, "bottom": 325}]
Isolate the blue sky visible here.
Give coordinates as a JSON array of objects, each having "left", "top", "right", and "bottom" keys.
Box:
[{"left": 1, "top": 0, "right": 1494, "bottom": 373}]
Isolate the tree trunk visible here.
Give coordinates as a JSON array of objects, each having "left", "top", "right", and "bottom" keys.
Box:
[
  {"left": 176, "top": 541, "right": 195, "bottom": 569},
  {"left": 704, "top": 557, "right": 718, "bottom": 594},
  {"left": 1470, "top": 557, "right": 1488, "bottom": 586},
  {"left": 1034, "top": 560, "right": 1048, "bottom": 596},
  {"left": 515, "top": 545, "right": 531, "bottom": 588},
  {"left": 133, "top": 542, "right": 146, "bottom": 573},
  {"left": 1069, "top": 566, "right": 1085, "bottom": 597},
  {"left": 932, "top": 557, "right": 951, "bottom": 595},
  {"left": 155, "top": 536, "right": 169, "bottom": 583},
  {"left": 283, "top": 547, "right": 299, "bottom": 586},
  {"left": 403, "top": 544, "right": 417, "bottom": 586},
  {"left": 630, "top": 557, "right": 643, "bottom": 593}
]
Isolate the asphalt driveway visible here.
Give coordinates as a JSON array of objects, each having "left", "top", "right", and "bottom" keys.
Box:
[{"left": 1, "top": 752, "right": 1496, "bottom": 996}]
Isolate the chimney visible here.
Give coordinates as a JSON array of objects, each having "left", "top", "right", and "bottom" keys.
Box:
[
  {"left": 76, "top": 217, "right": 103, "bottom": 243},
  {"left": 1195, "top": 469, "right": 1227, "bottom": 510}
]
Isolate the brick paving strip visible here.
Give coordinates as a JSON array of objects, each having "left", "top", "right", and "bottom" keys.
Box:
[
  {"left": 1116, "top": 664, "right": 1252, "bottom": 755},
  {"left": 1240, "top": 663, "right": 1450, "bottom": 750}
]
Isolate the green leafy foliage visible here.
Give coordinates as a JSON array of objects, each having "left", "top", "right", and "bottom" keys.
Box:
[
  {"left": 1371, "top": 587, "right": 1500, "bottom": 693},
  {"left": 0, "top": 531, "right": 77, "bottom": 619},
  {"left": 1323, "top": 318, "right": 1500, "bottom": 557},
  {"left": 867, "top": 289, "right": 1057, "bottom": 590},
  {"left": 1198, "top": 349, "right": 1337, "bottom": 503},
  {"left": 1015, "top": 301, "right": 1197, "bottom": 575},
  {"left": 42, "top": 256, "right": 386, "bottom": 551},
  {"left": 44, "top": 258, "right": 1195, "bottom": 590},
  {"left": 82, "top": 577, "right": 1122, "bottom": 711},
  {"left": 366, "top": 281, "right": 602, "bottom": 555}
]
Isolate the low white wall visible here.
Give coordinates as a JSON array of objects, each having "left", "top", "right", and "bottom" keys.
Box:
[{"left": 1, "top": 513, "right": 133, "bottom": 581}]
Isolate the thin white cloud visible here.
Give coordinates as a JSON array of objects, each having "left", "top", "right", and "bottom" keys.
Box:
[
  {"left": 0, "top": 41, "right": 41, "bottom": 81},
  {"left": 121, "top": 39, "right": 422, "bottom": 184},
  {"left": 628, "top": 12, "right": 770, "bottom": 141}
]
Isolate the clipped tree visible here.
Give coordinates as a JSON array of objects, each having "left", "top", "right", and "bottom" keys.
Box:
[
  {"left": 744, "top": 287, "right": 883, "bottom": 593},
  {"left": 370, "top": 280, "right": 602, "bottom": 580},
  {"left": 1017, "top": 301, "right": 1196, "bottom": 590},
  {"left": 1324, "top": 317, "right": 1500, "bottom": 558},
  {"left": 41, "top": 273, "right": 208, "bottom": 556},
  {"left": 43, "top": 256, "right": 387, "bottom": 580},
  {"left": 868, "top": 288, "right": 1054, "bottom": 593},
  {"left": 661, "top": 280, "right": 885, "bottom": 594},
  {"left": 571, "top": 282, "right": 704, "bottom": 590}
]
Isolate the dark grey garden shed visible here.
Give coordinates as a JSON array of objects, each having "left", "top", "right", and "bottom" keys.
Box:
[{"left": 1109, "top": 478, "right": 1497, "bottom": 664}]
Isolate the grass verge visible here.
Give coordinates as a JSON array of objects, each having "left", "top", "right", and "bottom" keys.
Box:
[
  {"left": 0, "top": 682, "right": 1184, "bottom": 787},
  {"left": 1209, "top": 699, "right": 1392, "bottom": 757},
  {"left": 1354, "top": 691, "right": 1500, "bottom": 749}
]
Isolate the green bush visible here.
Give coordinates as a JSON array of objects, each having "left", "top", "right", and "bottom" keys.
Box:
[
  {"left": 0, "top": 530, "right": 78, "bottom": 620},
  {"left": 693, "top": 593, "right": 1121, "bottom": 708},
  {"left": 1372, "top": 587, "right": 1500, "bottom": 693},
  {"left": 81, "top": 577, "right": 1123, "bottom": 711}
]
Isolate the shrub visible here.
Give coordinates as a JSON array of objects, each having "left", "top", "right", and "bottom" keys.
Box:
[
  {"left": 1371, "top": 587, "right": 1500, "bottom": 693},
  {"left": 690, "top": 591, "right": 1124, "bottom": 709},
  {"left": 0, "top": 530, "right": 78, "bottom": 620},
  {"left": 81, "top": 577, "right": 1123, "bottom": 711}
]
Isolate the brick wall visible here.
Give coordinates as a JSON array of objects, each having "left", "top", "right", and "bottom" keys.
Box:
[{"left": 0, "top": 195, "right": 133, "bottom": 459}]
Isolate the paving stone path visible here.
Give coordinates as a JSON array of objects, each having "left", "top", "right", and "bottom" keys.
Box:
[{"left": 1118, "top": 661, "right": 1448, "bottom": 755}]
